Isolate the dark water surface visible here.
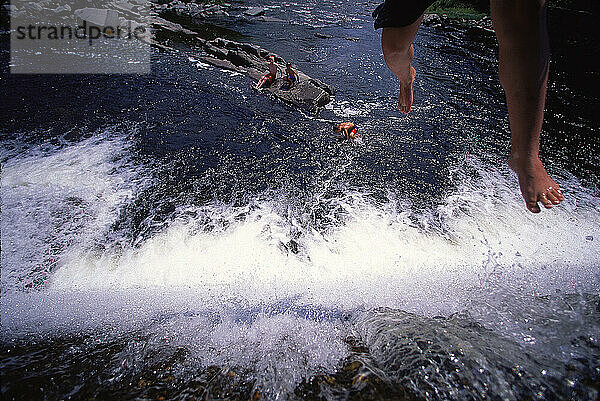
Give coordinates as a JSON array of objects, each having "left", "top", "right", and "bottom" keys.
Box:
[{"left": 1, "top": 1, "right": 599, "bottom": 400}]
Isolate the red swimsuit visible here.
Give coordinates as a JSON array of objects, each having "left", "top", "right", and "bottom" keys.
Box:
[{"left": 263, "top": 73, "right": 275, "bottom": 84}]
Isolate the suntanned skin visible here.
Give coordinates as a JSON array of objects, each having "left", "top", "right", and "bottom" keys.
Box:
[
  {"left": 334, "top": 122, "right": 357, "bottom": 140},
  {"left": 269, "top": 57, "right": 279, "bottom": 76},
  {"left": 380, "top": 0, "right": 563, "bottom": 213},
  {"left": 381, "top": 15, "right": 423, "bottom": 114},
  {"left": 255, "top": 56, "right": 282, "bottom": 89},
  {"left": 492, "top": 0, "right": 563, "bottom": 212},
  {"left": 283, "top": 64, "right": 299, "bottom": 87}
]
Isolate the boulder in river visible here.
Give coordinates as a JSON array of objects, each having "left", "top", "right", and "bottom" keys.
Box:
[
  {"left": 74, "top": 8, "right": 120, "bottom": 28},
  {"left": 3, "top": 4, "right": 18, "bottom": 13},
  {"left": 244, "top": 7, "right": 265, "bottom": 17},
  {"left": 196, "top": 37, "right": 334, "bottom": 112},
  {"left": 23, "top": 2, "right": 43, "bottom": 12}
]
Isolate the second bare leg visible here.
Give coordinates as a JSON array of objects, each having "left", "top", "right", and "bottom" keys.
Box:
[
  {"left": 491, "top": 0, "right": 564, "bottom": 213},
  {"left": 381, "top": 15, "right": 423, "bottom": 114}
]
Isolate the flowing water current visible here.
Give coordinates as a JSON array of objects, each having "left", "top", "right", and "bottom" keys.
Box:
[{"left": 1, "top": 1, "right": 599, "bottom": 400}]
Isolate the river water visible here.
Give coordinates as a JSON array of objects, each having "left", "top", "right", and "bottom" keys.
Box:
[{"left": 1, "top": 1, "right": 599, "bottom": 400}]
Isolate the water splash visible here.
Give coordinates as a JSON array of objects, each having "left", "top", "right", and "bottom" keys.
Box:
[{"left": 1, "top": 136, "right": 598, "bottom": 399}]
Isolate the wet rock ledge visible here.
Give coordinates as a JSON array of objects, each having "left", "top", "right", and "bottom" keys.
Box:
[
  {"left": 4, "top": 0, "right": 335, "bottom": 112},
  {"left": 195, "top": 37, "right": 335, "bottom": 112}
]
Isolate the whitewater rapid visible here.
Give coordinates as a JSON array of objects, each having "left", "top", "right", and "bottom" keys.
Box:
[{"left": 1, "top": 132, "right": 598, "bottom": 399}]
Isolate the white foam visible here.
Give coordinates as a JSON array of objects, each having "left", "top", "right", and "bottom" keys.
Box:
[
  {"left": 2, "top": 141, "right": 598, "bottom": 396},
  {"left": 39, "top": 156, "right": 600, "bottom": 316},
  {"left": 189, "top": 56, "right": 213, "bottom": 70},
  {"left": 159, "top": 312, "right": 347, "bottom": 397},
  {"left": 330, "top": 99, "right": 385, "bottom": 118},
  {"left": 1, "top": 132, "right": 150, "bottom": 292}
]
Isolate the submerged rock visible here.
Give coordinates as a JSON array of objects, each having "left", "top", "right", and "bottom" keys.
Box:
[
  {"left": 196, "top": 37, "right": 334, "bottom": 112},
  {"left": 3, "top": 4, "right": 18, "bottom": 13},
  {"left": 157, "top": 0, "right": 230, "bottom": 20},
  {"left": 255, "top": 15, "right": 285, "bottom": 23},
  {"left": 244, "top": 7, "right": 265, "bottom": 17},
  {"left": 23, "top": 2, "right": 43, "bottom": 12},
  {"left": 51, "top": 5, "right": 71, "bottom": 14},
  {"left": 74, "top": 8, "right": 120, "bottom": 27}
]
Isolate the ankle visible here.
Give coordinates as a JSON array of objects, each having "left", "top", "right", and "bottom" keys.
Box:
[{"left": 509, "top": 152, "right": 541, "bottom": 172}]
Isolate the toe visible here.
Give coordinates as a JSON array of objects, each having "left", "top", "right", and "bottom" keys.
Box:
[
  {"left": 527, "top": 200, "right": 541, "bottom": 213},
  {"left": 546, "top": 191, "right": 560, "bottom": 205},
  {"left": 539, "top": 193, "right": 553, "bottom": 209},
  {"left": 553, "top": 187, "right": 565, "bottom": 201}
]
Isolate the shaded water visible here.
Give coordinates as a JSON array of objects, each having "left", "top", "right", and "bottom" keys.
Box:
[{"left": 1, "top": 1, "right": 599, "bottom": 400}]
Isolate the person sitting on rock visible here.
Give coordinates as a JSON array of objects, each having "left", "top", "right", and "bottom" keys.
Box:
[
  {"left": 282, "top": 63, "right": 300, "bottom": 89},
  {"left": 334, "top": 122, "right": 359, "bottom": 141},
  {"left": 255, "top": 55, "right": 281, "bottom": 89}
]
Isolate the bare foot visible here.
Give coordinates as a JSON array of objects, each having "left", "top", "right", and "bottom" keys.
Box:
[
  {"left": 509, "top": 155, "right": 564, "bottom": 213},
  {"left": 383, "top": 41, "right": 416, "bottom": 114},
  {"left": 398, "top": 66, "right": 416, "bottom": 114}
]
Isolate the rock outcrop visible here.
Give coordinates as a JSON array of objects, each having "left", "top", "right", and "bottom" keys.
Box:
[
  {"left": 8, "top": 1, "right": 334, "bottom": 111},
  {"left": 243, "top": 7, "right": 265, "bottom": 17},
  {"left": 154, "top": 0, "right": 230, "bottom": 19},
  {"left": 196, "top": 37, "right": 335, "bottom": 112}
]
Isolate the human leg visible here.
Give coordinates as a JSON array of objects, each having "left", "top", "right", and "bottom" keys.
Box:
[
  {"left": 491, "top": 0, "right": 564, "bottom": 212},
  {"left": 255, "top": 75, "right": 266, "bottom": 89},
  {"left": 381, "top": 15, "right": 423, "bottom": 113}
]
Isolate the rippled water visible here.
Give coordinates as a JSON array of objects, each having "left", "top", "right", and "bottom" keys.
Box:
[{"left": 1, "top": 1, "right": 599, "bottom": 400}]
